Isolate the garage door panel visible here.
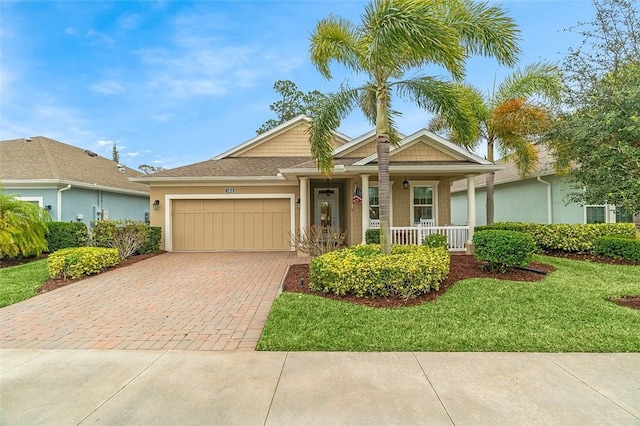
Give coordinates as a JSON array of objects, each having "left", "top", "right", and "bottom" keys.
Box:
[{"left": 172, "top": 198, "right": 291, "bottom": 251}]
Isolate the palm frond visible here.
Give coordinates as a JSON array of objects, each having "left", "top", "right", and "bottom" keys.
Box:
[
  {"left": 395, "top": 76, "right": 481, "bottom": 147},
  {"left": 445, "top": 0, "right": 521, "bottom": 67},
  {"left": 362, "top": 0, "right": 465, "bottom": 79},
  {"left": 493, "top": 62, "right": 562, "bottom": 107},
  {"left": 358, "top": 83, "right": 378, "bottom": 126},
  {"left": 308, "top": 86, "right": 360, "bottom": 175},
  {"left": 499, "top": 138, "right": 539, "bottom": 178},
  {"left": 309, "top": 15, "right": 361, "bottom": 79}
]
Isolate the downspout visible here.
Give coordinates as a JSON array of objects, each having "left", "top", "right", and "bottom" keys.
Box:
[
  {"left": 537, "top": 177, "right": 552, "bottom": 224},
  {"left": 56, "top": 185, "right": 71, "bottom": 221}
]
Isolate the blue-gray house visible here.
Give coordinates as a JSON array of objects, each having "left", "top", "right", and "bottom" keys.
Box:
[{"left": 1, "top": 136, "right": 150, "bottom": 226}]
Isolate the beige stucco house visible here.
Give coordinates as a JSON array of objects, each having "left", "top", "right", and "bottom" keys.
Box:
[{"left": 132, "top": 116, "right": 502, "bottom": 253}]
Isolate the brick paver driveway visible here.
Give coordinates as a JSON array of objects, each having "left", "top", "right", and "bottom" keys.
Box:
[{"left": 0, "top": 252, "right": 304, "bottom": 351}]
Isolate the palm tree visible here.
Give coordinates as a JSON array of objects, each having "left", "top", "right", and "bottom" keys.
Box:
[
  {"left": 308, "top": 0, "right": 521, "bottom": 254},
  {"left": 0, "top": 193, "right": 50, "bottom": 258},
  {"left": 430, "top": 62, "right": 562, "bottom": 224}
]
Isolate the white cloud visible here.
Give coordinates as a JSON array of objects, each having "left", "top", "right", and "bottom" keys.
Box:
[
  {"left": 86, "top": 29, "right": 114, "bottom": 48},
  {"left": 124, "top": 152, "right": 140, "bottom": 158},
  {"left": 91, "top": 80, "right": 124, "bottom": 95},
  {"left": 118, "top": 13, "right": 140, "bottom": 30}
]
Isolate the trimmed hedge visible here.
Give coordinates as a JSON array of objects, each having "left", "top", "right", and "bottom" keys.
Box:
[
  {"left": 46, "top": 222, "right": 88, "bottom": 252},
  {"left": 422, "top": 233, "right": 448, "bottom": 249},
  {"left": 476, "top": 222, "right": 636, "bottom": 253},
  {"left": 91, "top": 220, "right": 149, "bottom": 260},
  {"left": 365, "top": 229, "right": 380, "bottom": 244},
  {"left": 309, "top": 244, "right": 450, "bottom": 299},
  {"left": 473, "top": 230, "right": 536, "bottom": 273},
  {"left": 594, "top": 237, "right": 640, "bottom": 262},
  {"left": 48, "top": 247, "right": 120, "bottom": 280},
  {"left": 138, "top": 226, "right": 161, "bottom": 254}
]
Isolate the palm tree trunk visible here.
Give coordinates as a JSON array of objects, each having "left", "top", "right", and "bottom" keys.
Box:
[
  {"left": 486, "top": 173, "right": 495, "bottom": 225},
  {"left": 486, "top": 140, "right": 495, "bottom": 225},
  {"left": 376, "top": 135, "right": 391, "bottom": 255}
]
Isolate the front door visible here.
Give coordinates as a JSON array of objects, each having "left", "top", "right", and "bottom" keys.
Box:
[{"left": 314, "top": 188, "right": 340, "bottom": 229}]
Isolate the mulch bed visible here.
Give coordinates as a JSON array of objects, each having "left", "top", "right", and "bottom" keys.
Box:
[
  {"left": 283, "top": 256, "right": 556, "bottom": 309},
  {"left": 38, "top": 253, "right": 163, "bottom": 294},
  {"left": 283, "top": 253, "right": 640, "bottom": 310}
]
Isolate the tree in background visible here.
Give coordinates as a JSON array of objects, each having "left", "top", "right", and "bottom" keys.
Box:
[
  {"left": 548, "top": 0, "right": 640, "bottom": 215},
  {"left": 256, "top": 80, "right": 327, "bottom": 134},
  {"left": 430, "top": 63, "right": 562, "bottom": 224},
  {"left": 308, "top": 0, "right": 520, "bottom": 253},
  {"left": 138, "top": 164, "right": 165, "bottom": 174},
  {"left": 0, "top": 194, "right": 50, "bottom": 258},
  {"left": 112, "top": 144, "right": 120, "bottom": 163}
]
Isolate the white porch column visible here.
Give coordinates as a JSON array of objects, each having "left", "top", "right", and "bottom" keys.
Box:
[
  {"left": 466, "top": 175, "right": 476, "bottom": 249},
  {"left": 299, "top": 177, "right": 309, "bottom": 233},
  {"left": 361, "top": 174, "right": 370, "bottom": 244}
]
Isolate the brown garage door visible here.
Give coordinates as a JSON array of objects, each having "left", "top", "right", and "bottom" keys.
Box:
[{"left": 172, "top": 198, "right": 291, "bottom": 251}]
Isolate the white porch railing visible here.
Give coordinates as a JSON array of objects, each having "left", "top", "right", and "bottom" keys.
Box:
[{"left": 368, "top": 226, "right": 468, "bottom": 252}]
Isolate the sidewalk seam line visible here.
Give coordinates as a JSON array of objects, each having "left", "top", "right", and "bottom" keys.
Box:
[
  {"left": 76, "top": 350, "right": 169, "bottom": 425},
  {"left": 545, "top": 354, "right": 640, "bottom": 421},
  {"left": 264, "top": 351, "right": 289, "bottom": 426},
  {"left": 413, "top": 352, "right": 456, "bottom": 426}
]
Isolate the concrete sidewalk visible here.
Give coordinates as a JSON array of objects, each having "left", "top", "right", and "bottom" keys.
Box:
[{"left": 1, "top": 350, "right": 638, "bottom": 425}]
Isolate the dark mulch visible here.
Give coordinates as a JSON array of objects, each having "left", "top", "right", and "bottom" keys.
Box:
[
  {"left": 283, "top": 255, "right": 556, "bottom": 309},
  {"left": 0, "top": 254, "right": 49, "bottom": 268},
  {"left": 39, "top": 253, "right": 163, "bottom": 294},
  {"left": 610, "top": 296, "right": 640, "bottom": 310}
]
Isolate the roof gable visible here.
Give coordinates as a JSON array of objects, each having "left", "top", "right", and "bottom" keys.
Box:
[
  {"left": 214, "top": 115, "right": 350, "bottom": 159},
  {"left": 353, "top": 129, "right": 491, "bottom": 166},
  {"left": 0, "top": 136, "right": 149, "bottom": 194}
]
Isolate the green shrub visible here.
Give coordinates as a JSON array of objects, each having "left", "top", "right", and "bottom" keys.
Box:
[
  {"left": 476, "top": 222, "right": 636, "bottom": 253},
  {"left": 594, "top": 236, "right": 640, "bottom": 262},
  {"left": 91, "top": 220, "right": 149, "bottom": 260},
  {"left": 138, "top": 226, "right": 161, "bottom": 254},
  {"left": 46, "top": 222, "right": 88, "bottom": 252},
  {"left": 48, "top": 247, "right": 120, "bottom": 280},
  {"left": 365, "top": 229, "right": 380, "bottom": 244},
  {"left": 473, "top": 230, "right": 536, "bottom": 273},
  {"left": 309, "top": 244, "right": 450, "bottom": 299},
  {"left": 422, "top": 233, "right": 448, "bottom": 249}
]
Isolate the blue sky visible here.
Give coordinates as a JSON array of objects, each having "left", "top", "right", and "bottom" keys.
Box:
[{"left": 1, "top": 0, "right": 593, "bottom": 170}]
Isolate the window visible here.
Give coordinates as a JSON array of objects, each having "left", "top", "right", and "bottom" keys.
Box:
[
  {"left": 615, "top": 207, "right": 634, "bottom": 223},
  {"left": 412, "top": 185, "right": 434, "bottom": 225},
  {"left": 369, "top": 186, "right": 379, "bottom": 220},
  {"left": 17, "top": 196, "right": 43, "bottom": 207},
  {"left": 586, "top": 205, "right": 606, "bottom": 223}
]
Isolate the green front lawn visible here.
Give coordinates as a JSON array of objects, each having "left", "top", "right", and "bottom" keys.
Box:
[
  {"left": 0, "top": 259, "right": 49, "bottom": 308},
  {"left": 257, "top": 255, "right": 640, "bottom": 352}
]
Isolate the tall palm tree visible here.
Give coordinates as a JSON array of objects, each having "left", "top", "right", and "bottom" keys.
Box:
[
  {"left": 308, "top": 0, "right": 521, "bottom": 254},
  {"left": 430, "top": 62, "right": 562, "bottom": 224}
]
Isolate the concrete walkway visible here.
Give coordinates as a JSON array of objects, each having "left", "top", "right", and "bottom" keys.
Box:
[
  {"left": 1, "top": 350, "right": 638, "bottom": 425},
  {"left": 0, "top": 252, "right": 304, "bottom": 351}
]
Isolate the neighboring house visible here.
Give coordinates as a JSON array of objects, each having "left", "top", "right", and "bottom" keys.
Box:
[
  {"left": 132, "top": 115, "right": 502, "bottom": 253},
  {"left": 450, "top": 144, "right": 639, "bottom": 227},
  {"left": 0, "top": 136, "right": 150, "bottom": 226}
]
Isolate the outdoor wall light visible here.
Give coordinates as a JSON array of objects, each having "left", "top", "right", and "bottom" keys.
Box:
[
  {"left": 153, "top": 200, "right": 160, "bottom": 210},
  {"left": 296, "top": 198, "right": 301, "bottom": 209},
  {"left": 44, "top": 205, "right": 52, "bottom": 211},
  {"left": 403, "top": 178, "right": 409, "bottom": 190}
]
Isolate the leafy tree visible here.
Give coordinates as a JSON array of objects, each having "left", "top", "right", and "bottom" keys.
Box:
[
  {"left": 430, "top": 63, "right": 562, "bottom": 224},
  {"left": 0, "top": 194, "right": 50, "bottom": 258},
  {"left": 308, "top": 0, "right": 520, "bottom": 253},
  {"left": 548, "top": 0, "right": 640, "bottom": 215},
  {"left": 137, "top": 164, "right": 165, "bottom": 174},
  {"left": 112, "top": 144, "right": 120, "bottom": 163},
  {"left": 256, "top": 80, "right": 327, "bottom": 134}
]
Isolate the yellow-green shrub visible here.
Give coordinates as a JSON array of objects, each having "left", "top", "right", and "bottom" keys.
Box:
[
  {"left": 48, "top": 247, "right": 120, "bottom": 280},
  {"left": 476, "top": 222, "right": 636, "bottom": 253},
  {"left": 309, "top": 244, "right": 450, "bottom": 299}
]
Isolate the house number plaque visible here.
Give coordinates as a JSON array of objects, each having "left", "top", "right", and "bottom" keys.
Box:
[{"left": 225, "top": 188, "right": 235, "bottom": 193}]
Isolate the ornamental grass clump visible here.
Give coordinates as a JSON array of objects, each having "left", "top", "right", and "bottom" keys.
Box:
[
  {"left": 473, "top": 230, "right": 536, "bottom": 273},
  {"left": 309, "top": 244, "right": 449, "bottom": 299}
]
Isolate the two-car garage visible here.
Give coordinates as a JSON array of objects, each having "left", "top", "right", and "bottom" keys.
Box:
[{"left": 169, "top": 196, "right": 294, "bottom": 251}]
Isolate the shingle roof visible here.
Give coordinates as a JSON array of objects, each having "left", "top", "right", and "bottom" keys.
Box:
[
  {"left": 149, "top": 157, "right": 315, "bottom": 177},
  {"left": 450, "top": 144, "right": 556, "bottom": 192},
  {"left": 0, "top": 136, "right": 149, "bottom": 194}
]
